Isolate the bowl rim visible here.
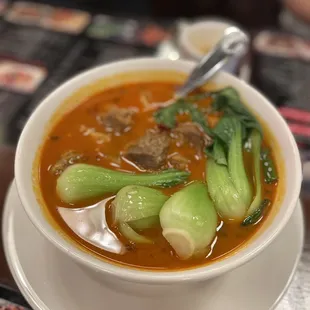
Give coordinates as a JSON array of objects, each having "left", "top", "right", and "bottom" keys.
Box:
[{"left": 15, "top": 57, "right": 302, "bottom": 284}]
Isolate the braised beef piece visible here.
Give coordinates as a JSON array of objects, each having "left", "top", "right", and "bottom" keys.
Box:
[
  {"left": 50, "top": 151, "right": 86, "bottom": 176},
  {"left": 125, "top": 130, "right": 170, "bottom": 170},
  {"left": 172, "top": 123, "right": 213, "bottom": 151},
  {"left": 97, "top": 107, "right": 135, "bottom": 134}
]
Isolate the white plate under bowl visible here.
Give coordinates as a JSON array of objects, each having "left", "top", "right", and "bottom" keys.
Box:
[{"left": 2, "top": 182, "right": 304, "bottom": 310}]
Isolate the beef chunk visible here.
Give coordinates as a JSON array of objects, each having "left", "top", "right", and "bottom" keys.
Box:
[
  {"left": 97, "top": 107, "right": 135, "bottom": 134},
  {"left": 125, "top": 130, "right": 170, "bottom": 170},
  {"left": 172, "top": 122, "right": 213, "bottom": 152},
  {"left": 50, "top": 151, "right": 86, "bottom": 176}
]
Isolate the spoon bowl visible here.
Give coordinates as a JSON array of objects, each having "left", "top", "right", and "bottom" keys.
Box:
[{"left": 58, "top": 199, "right": 126, "bottom": 255}]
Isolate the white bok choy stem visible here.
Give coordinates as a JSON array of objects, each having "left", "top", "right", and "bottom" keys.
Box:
[
  {"left": 206, "top": 140, "right": 248, "bottom": 221},
  {"left": 159, "top": 182, "right": 218, "bottom": 260},
  {"left": 228, "top": 119, "right": 252, "bottom": 207},
  {"left": 246, "top": 129, "right": 262, "bottom": 216},
  {"left": 112, "top": 185, "right": 168, "bottom": 244}
]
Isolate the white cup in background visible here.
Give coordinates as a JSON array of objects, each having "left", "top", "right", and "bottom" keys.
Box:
[{"left": 178, "top": 19, "right": 250, "bottom": 79}]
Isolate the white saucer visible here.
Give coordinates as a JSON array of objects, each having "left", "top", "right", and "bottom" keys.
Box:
[{"left": 2, "top": 182, "right": 304, "bottom": 310}]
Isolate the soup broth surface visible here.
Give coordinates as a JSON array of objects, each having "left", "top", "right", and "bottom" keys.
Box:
[{"left": 39, "top": 81, "right": 277, "bottom": 270}]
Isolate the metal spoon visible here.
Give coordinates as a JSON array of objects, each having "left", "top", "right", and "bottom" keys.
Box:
[
  {"left": 150, "top": 26, "right": 249, "bottom": 109},
  {"left": 58, "top": 198, "right": 126, "bottom": 254}
]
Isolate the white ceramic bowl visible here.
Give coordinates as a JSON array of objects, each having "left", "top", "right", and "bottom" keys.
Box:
[{"left": 15, "top": 58, "right": 302, "bottom": 295}]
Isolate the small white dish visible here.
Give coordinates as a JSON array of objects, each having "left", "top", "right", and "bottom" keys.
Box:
[
  {"left": 178, "top": 20, "right": 235, "bottom": 60},
  {"left": 3, "top": 182, "right": 304, "bottom": 310},
  {"left": 177, "top": 19, "right": 249, "bottom": 76}
]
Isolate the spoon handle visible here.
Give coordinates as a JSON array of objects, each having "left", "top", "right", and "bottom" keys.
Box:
[{"left": 175, "top": 27, "right": 249, "bottom": 99}]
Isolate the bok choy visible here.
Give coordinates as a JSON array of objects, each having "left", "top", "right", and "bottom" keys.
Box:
[
  {"left": 57, "top": 164, "right": 189, "bottom": 203},
  {"left": 241, "top": 130, "right": 274, "bottom": 226},
  {"left": 159, "top": 182, "right": 217, "bottom": 260},
  {"left": 206, "top": 117, "right": 252, "bottom": 221},
  {"left": 206, "top": 88, "right": 277, "bottom": 224},
  {"left": 228, "top": 118, "right": 252, "bottom": 207},
  {"left": 112, "top": 185, "right": 168, "bottom": 243},
  {"left": 207, "top": 140, "right": 248, "bottom": 221},
  {"left": 246, "top": 129, "right": 262, "bottom": 217},
  {"left": 211, "top": 87, "right": 278, "bottom": 185},
  {"left": 211, "top": 87, "right": 262, "bottom": 134}
]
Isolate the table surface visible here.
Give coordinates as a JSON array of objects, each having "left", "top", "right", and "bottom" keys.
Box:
[{"left": 0, "top": 146, "right": 310, "bottom": 308}]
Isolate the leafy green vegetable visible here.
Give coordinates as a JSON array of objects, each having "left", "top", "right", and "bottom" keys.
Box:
[
  {"left": 154, "top": 87, "right": 261, "bottom": 142},
  {"left": 154, "top": 101, "right": 212, "bottom": 135},
  {"left": 242, "top": 199, "right": 271, "bottom": 226},
  {"left": 211, "top": 87, "right": 262, "bottom": 135},
  {"left": 205, "top": 139, "right": 227, "bottom": 165},
  {"left": 212, "top": 116, "right": 238, "bottom": 144},
  {"left": 212, "top": 88, "right": 249, "bottom": 116},
  {"left": 112, "top": 185, "right": 168, "bottom": 224},
  {"left": 207, "top": 155, "right": 247, "bottom": 221},
  {"left": 261, "top": 147, "right": 278, "bottom": 184},
  {"left": 119, "top": 223, "right": 153, "bottom": 244},
  {"left": 57, "top": 164, "right": 189, "bottom": 204},
  {"left": 159, "top": 182, "right": 218, "bottom": 260},
  {"left": 206, "top": 118, "right": 252, "bottom": 221},
  {"left": 112, "top": 185, "right": 168, "bottom": 244},
  {"left": 246, "top": 130, "right": 262, "bottom": 216},
  {"left": 228, "top": 119, "right": 252, "bottom": 207},
  {"left": 129, "top": 216, "right": 159, "bottom": 231}
]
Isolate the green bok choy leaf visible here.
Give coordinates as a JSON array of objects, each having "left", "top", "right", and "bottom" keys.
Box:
[
  {"left": 111, "top": 185, "right": 168, "bottom": 244},
  {"left": 211, "top": 87, "right": 262, "bottom": 135},
  {"left": 57, "top": 164, "right": 189, "bottom": 204},
  {"left": 154, "top": 100, "right": 212, "bottom": 135},
  {"left": 159, "top": 182, "right": 217, "bottom": 260}
]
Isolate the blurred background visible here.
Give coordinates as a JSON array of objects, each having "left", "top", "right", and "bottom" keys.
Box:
[
  {"left": 0, "top": 0, "right": 309, "bottom": 173},
  {"left": 0, "top": 0, "right": 310, "bottom": 308}
]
